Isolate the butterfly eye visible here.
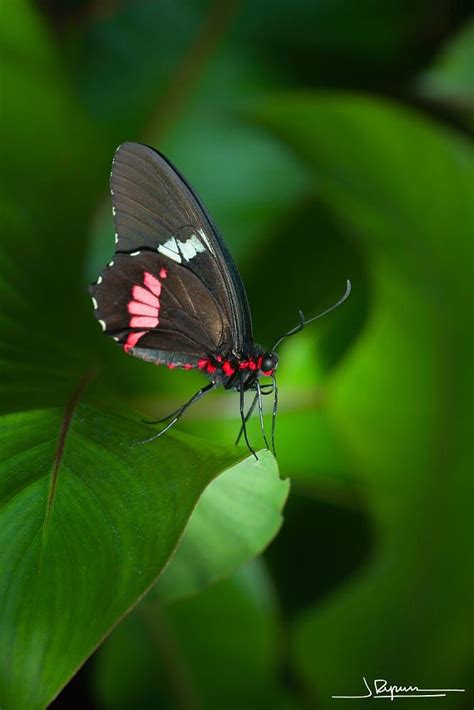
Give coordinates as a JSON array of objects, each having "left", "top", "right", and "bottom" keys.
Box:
[{"left": 261, "top": 353, "right": 278, "bottom": 373}]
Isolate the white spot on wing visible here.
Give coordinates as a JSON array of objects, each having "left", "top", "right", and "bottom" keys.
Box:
[
  {"left": 97, "top": 275, "right": 102, "bottom": 285},
  {"left": 114, "top": 232, "right": 118, "bottom": 244},
  {"left": 157, "top": 234, "right": 208, "bottom": 263},
  {"left": 130, "top": 251, "right": 140, "bottom": 256},
  {"left": 99, "top": 319, "right": 106, "bottom": 331},
  {"left": 112, "top": 206, "right": 116, "bottom": 216},
  {"left": 198, "top": 228, "right": 215, "bottom": 254},
  {"left": 108, "top": 260, "right": 114, "bottom": 267},
  {"left": 180, "top": 235, "right": 206, "bottom": 261},
  {"left": 92, "top": 297, "right": 98, "bottom": 310},
  {"left": 158, "top": 236, "right": 182, "bottom": 263}
]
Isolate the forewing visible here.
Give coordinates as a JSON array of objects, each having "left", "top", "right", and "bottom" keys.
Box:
[{"left": 110, "top": 142, "right": 253, "bottom": 352}]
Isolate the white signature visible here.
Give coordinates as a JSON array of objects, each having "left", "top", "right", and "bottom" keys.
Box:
[{"left": 332, "top": 677, "right": 466, "bottom": 701}]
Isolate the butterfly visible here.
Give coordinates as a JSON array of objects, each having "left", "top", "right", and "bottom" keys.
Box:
[{"left": 90, "top": 142, "right": 351, "bottom": 457}]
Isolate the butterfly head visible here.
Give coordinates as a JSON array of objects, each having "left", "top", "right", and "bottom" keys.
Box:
[{"left": 259, "top": 352, "right": 278, "bottom": 376}]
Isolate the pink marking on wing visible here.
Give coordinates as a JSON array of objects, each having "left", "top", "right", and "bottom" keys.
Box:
[
  {"left": 124, "top": 330, "right": 146, "bottom": 353},
  {"left": 144, "top": 271, "right": 162, "bottom": 297},
  {"left": 132, "top": 285, "right": 159, "bottom": 308},
  {"left": 182, "top": 363, "right": 193, "bottom": 370},
  {"left": 159, "top": 267, "right": 168, "bottom": 279},
  {"left": 127, "top": 301, "right": 158, "bottom": 317},
  {"left": 198, "top": 358, "right": 208, "bottom": 370},
  {"left": 239, "top": 361, "right": 249, "bottom": 370},
  {"left": 130, "top": 316, "right": 158, "bottom": 328}
]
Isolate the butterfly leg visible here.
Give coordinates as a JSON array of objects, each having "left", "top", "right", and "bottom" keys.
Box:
[
  {"left": 137, "top": 382, "right": 216, "bottom": 445},
  {"left": 141, "top": 406, "right": 185, "bottom": 426},
  {"left": 235, "top": 381, "right": 274, "bottom": 446},
  {"left": 235, "top": 392, "right": 258, "bottom": 446},
  {"left": 239, "top": 383, "right": 257, "bottom": 460},
  {"left": 256, "top": 381, "right": 270, "bottom": 451},
  {"left": 270, "top": 375, "right": 279, "bottom": 456}
]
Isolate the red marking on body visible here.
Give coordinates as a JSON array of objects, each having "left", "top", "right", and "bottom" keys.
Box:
[
  {"left": 222, "top": 361, "right": 235, "bottom": 376},
  {"left": 132, "top": 284, "right": 159, "bottom": 308},
  {"left": 127, "top": 301, "right": 158, "bottom": 317},
  {"left": 239, "top": 356, "right": 260, "bottom": 371},
  {"left": 144, "top": 271, "right": 162, "bottom": 297},
  {"left": 159, "top": 267, "right": 168, "bottom": 279},
  {"left": 257, "top": 356, "right": 263, "bottom": 369},
  {"left": 197, "top": 357, "right": 217, "bottom": 374},
  {"left": 130, "top": 315, "right": 158, "bottom": 328},
  {"left": 124, "top": 330, "right": 146, "bottom": 352},
  {"left": 261, "top": 369, "right": 273, "bottom": 376}
]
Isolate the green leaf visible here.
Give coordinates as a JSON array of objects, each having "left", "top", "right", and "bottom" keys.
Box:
[
  {"left": 253, "top": 93, "right": 474, "bottom": 705},
  {"left": 93, "top": 560, "right": 292, "bottom": 710},
  {"left": 0, "top": 403, "right": 250, "bottom": 709},
  {"left": 157, "top": 450, "right": 289, "bottom": 602},
  {"left": 418, "top": 19, "right": 474, "bottom": 108}
]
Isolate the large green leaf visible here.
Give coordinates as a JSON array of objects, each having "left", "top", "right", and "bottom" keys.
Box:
[
  {"left": 93, "top": 560, "right": 294, "bottom": 710},
  {"left": 253, "top": 93, "right": 474, "bottom": 706},
  {"left": 158, "top": 450, "right": 289, "bottom": 602},
  {"left": 0, "top": 404, "right": 250, "bottom": 708}
]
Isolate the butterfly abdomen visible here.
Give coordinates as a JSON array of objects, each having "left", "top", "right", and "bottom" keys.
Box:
[{"left": 196, "top": 351, "right": 277, "bottom": 390}]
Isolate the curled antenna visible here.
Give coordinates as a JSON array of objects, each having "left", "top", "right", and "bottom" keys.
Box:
[{"left": 272, "top": 279, "right": 352, "bottom": 351}]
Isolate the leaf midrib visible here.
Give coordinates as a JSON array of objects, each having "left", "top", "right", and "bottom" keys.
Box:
[{"left": 21, "top": 370, "right": 96, "bottom": 702}]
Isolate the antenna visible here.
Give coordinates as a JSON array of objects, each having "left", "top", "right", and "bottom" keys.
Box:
[{"left": 272, "top": 279, "right": 352, "bottom": 351}]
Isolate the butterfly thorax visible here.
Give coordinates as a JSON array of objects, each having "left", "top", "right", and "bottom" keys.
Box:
[{"left": 197, "top": 349, "right": 278, "bottom": 391}]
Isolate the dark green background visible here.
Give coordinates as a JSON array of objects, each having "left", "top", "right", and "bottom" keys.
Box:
[{"left": 1, "top": 1, "right": 473, "bottom": 708}]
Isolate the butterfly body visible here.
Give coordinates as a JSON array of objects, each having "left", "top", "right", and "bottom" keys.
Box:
[{"left": 196, "top": 350, "right": 278, "bottom": 391}]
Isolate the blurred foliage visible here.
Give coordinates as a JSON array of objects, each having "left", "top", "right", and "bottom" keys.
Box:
[
  {"left": 0, "top": 0, "right": 473, "bottom": 708},
  {"left": 417, "top": 19, "right": 474, "bottom": 129},
  {"left": 93, "top": 560, "right": 291, "bottom": 710},
  {"left": 253, "top": 93, "right": 473, "bottom": 707}
]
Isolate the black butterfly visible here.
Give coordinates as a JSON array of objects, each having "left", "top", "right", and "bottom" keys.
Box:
[{"left": 90, "top": 142, "right": 350, "bottom": 456}]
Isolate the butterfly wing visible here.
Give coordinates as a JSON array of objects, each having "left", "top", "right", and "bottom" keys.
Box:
[
  {"left": 91, "top": 252, "right": 229, "bottom": 367},
  {"left": 90, "top": 142, "right": 253, "bottom": 367}
]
